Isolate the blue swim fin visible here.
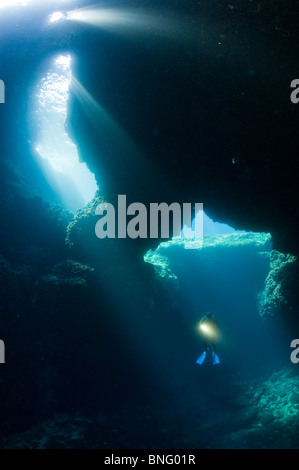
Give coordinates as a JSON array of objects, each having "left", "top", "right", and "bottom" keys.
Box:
[
  {"left": 212, "top": 352, "right": 220, "bottom": 365},
  {"left": 196, "top": 351, "right": 206, "bottom": 365}
]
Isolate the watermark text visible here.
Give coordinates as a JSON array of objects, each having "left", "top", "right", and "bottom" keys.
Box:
[
  {"left": 95, "top": 196, "right": 203, "bottom": 247},
  {"left": 0, "top": 340, "right": 5, "bottom": 364},
  {"left": 290, "top": 79, "right": 299, "bottom": 104},
  {"left": 0, "top": 80, "right": 5, "bottom": 104},
  {"left": 291, "top": 339, "right": 299, "bottom": 364}
]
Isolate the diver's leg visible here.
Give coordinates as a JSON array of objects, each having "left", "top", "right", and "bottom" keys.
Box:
[
  {"left": 196, "top": 351, "right": 206, "bottom": 365},
  {"left": 211, "top": 343, "right": 220, "bottom": 365},
  {"left": 196, "top": 341, "right": 207, "bottom": 365}
]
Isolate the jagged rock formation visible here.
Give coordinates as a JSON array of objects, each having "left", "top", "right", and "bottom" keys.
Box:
[{"left": 258, "top": 251, "right": 299, "bottom": 321}]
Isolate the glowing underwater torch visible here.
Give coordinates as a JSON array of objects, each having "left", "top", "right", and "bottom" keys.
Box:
[{"left": 197, "top": 321, "right": 220, "bottom": 341}]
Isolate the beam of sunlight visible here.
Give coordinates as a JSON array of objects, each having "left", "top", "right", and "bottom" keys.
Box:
[
  {"left": 34, "top": 54, "right": 98, "bottom": 210},
  {"left": 0, "top": 0, "right": 70, "bottom": 8},
  {"left": 71, "top": 77, "right": 141, "bottom": 166},
  {"left": 71, "top": 77, "right": 132, "bottom": 144},
  {"left": 66, "top": 5, "right": 199, "bottom": 41},
  {"left": 72, "top": 77, "right": 133, "bottom": 145},
  {"left": 71, "top": 77, "right": 162, "bottom": 195}
]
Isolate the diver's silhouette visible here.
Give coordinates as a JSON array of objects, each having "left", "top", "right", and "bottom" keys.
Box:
[{"left": 196, "top": 313, "right": 220, "bottom": 365}]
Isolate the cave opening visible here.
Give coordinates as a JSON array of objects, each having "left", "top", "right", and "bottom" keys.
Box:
[
  {"left": 32, "top": 53, "right": 98, "bottom": 212},
  {"left": 144, "top": 213, "right": 290, "bottom": 375}
]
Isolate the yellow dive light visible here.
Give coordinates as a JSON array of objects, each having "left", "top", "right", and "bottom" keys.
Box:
[
  {"left": 197, "top": 321, "right": 220, "bottom": 341},
  {"left": 199, "top": 323, "right": 213, "bottom": 336}
]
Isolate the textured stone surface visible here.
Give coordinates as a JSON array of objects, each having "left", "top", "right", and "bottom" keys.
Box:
[{"left": 2, "top": 365, "right": 299, "bottom": 449}]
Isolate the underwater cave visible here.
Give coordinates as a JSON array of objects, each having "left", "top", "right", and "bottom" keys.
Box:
[{"left": 0, "top": 0, "right": 299, "bottom": 452}]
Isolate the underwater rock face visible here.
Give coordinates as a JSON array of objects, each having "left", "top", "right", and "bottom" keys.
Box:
[
  {"left": 228, "top": 368, "right": 299, "bottom": 449},
  {"left": 0, "top": 165, "right": 180, "bottom": 438},
  {"left": 258, "top": 251, "right": 299, "bottom": 321},
  {"left": 2, "top": 364, "right": 299, "bottom": 449}
]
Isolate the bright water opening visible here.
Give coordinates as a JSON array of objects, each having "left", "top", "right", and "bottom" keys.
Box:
[
  {"left": 0, "top": 0, "right": 69, "bottom": 8},
  {"left": 0, "top": 0, "right": 29, "bottom": 7},
  {"left": 202, "top": 211, "right": 245, "bottom": 236},
  {"left": 34, "top": 54, "right": 98, "bottom": 211},
  {"left": 181, "top": 209, "right": 245, "bottom": 242}
]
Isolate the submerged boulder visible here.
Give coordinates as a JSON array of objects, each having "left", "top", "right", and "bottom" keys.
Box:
[{"left": 258, "top": 251, "right": 299, "bottom": 320}]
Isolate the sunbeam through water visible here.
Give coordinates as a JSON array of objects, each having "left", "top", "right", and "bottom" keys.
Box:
[{"left": 33, "top": 54, "right": 98, "bottom": 210}]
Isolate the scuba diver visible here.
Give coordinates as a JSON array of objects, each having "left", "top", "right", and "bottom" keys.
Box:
[{"left": 196, "top": 313, "right": 220, "bottom": 365}]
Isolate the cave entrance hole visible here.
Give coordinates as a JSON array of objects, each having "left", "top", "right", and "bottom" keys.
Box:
[{"left": 32, "top": 53, "right": 98, "bottom": 211}]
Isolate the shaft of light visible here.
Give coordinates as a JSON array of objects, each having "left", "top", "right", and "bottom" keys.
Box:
[{"left": 66, "top": 6, "right": 198, "bottom": 41}]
